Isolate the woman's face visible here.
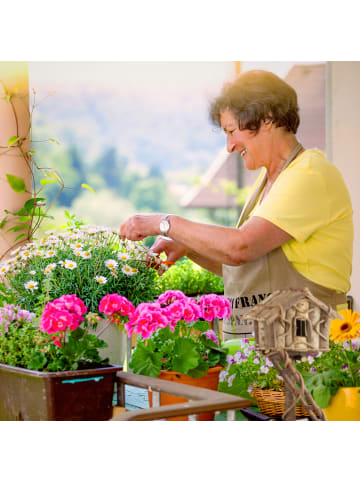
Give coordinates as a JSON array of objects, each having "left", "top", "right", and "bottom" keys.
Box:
[{"left": 220, "top": 109, "right": 270, "bottom": 171}]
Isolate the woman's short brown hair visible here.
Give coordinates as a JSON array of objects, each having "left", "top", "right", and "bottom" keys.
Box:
[{"left": 209, "top": 70, "right": 300, "bottom": 134}]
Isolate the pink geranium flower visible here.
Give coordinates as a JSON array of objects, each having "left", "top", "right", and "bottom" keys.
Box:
[
  {"left": 125, "top": 303, "right": 168, "bottom": 338},
  {"left": 157, "top": 290, "right": 187, "bottom": 306},
  {"left": 40, "top": 294, "right": 87, "bottom": 335},
  {"left": 199, "top": 294, "right": 232, "bottom": 321},
  {"left": 99, "top": 293, "right": 135, "bottom": 317}
]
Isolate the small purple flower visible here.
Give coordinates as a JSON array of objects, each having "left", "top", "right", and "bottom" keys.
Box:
[
  {"left": 276, "top": 374, "right": 283, "bottom": 381},
  {"left": 202, "top": 329, "right": 219, "bottom": 345},
  {"left": 260, "top": 365, "right": 269, "bottom": 374},
  {"left": 226, "top": 354, "right": 234, "bottom": 365},
  {"left": 227, "top": 374, "right": 236, "bottom": 387},
  {"left": 253, "top": 357, "right": 260, "bottom": 365},
  {"left": 233, "top": 351, "right": 246, "bottom": 362},
  {"left": 219, "top": 370, "right": 228, "bottom": 382},
  {"left": 310, "top": 367, "right": 317, "bottom": 372},
  {"left": 341, "top": 365, "right": 348, "bottom": 370}
]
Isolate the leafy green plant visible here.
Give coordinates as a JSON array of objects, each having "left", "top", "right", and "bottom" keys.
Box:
[
  {"left": 297, "top": 340, "right": 360, "bottom": 408},
  {"left": 0, "top": 213, "right": 167, "bottom": 314},
  {"left": 127, "top": 290, "right": 230, "bottom": 378},
  {"left": 218, "top": 337, "right": 286, "bottom": 400},
  {"left": 158, "top": 258, "right": 224, "bottom": 295},
  {"left": 0, "top": 301, "right": 112, "bottom": 372}
]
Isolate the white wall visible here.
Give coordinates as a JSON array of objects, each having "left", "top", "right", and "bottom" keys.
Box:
[{"left": 326, "top": 61, "right": 360, "bottom": 311}]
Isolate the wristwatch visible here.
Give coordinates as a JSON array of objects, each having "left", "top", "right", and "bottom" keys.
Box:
[{"left": 159, "top": 214, "right": 171, "bottom": 236}]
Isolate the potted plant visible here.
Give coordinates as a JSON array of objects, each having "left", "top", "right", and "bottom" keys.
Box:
[
  {"left": 296, "top": 309, "right": 360, "bottom": 420},
  {"left": 218, "top": 337, "right": 310, "bottom": 418},
  {"left": 0, "top": 214, "right": 168, "bottom": 364},
  {"left": 124, "top": 290, "right": 230, "bottom": 420},
  {"left": 0, "top": 293, "right": 135, "bottom": 420},
  {"left": 157, "top": 258, "right": 224, "bottom": 297}
]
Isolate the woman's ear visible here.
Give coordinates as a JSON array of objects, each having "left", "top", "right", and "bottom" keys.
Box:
[{"left": 263, "top": 116, "right": 274, "bottom": 131}]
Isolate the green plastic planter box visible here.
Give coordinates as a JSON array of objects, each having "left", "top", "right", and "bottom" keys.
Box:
[{"left": 0, "top": 363, "right": 122, "bottom": 421}]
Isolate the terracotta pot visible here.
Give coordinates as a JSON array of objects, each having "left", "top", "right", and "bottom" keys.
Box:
[
  {"left": 148, "top": 365, "right": 223, "bottom": 421},
  {"left": 323, "top": 387, "right": 360, "bottom": 421}
]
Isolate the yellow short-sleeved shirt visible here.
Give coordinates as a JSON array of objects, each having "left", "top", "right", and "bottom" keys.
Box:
[{"left": 246, "top": 148, "right": 353, "bottom": 294}]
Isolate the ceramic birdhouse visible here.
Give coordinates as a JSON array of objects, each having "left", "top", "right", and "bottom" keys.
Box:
[{"left": 244, "top": 288, "right": 338, "bottom": 356}]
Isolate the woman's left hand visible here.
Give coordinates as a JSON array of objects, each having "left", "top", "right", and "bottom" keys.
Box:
[{"left": 119, "top": 213, "right": 164, "bottom": 241}]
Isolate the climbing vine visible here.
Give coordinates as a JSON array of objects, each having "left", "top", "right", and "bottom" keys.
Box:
[{"left": 0, "top": 80, "right": 94, "bottom": 259}]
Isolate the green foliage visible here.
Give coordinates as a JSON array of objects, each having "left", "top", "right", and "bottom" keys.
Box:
[
  {"left": 296, "top": 340, "right": 360, "bottom": 408},
  {"left": 0, "top": 307, "right": 109, "bottom": 372},
  {"left": 158, "top": 258, "right": 224, "bottom": 295},
  {"left": 218, "top": 338, "right": 285, "bottom": 400},
  {"left": 0, "top": 214, "right": 165, "bottom": 314},
  {"left": 0, "top": 282, "right": 18, "bottom": 307},
  {"left": 129, "top": 320, "right": 228, "bottom": 379},
  {"left": 0, "top": 319, "right": 50, "bottom": 369}
]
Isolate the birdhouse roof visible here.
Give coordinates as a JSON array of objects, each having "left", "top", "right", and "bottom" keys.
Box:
[{"left": 243, "top": 288, "right": 337, "bottom": 321}]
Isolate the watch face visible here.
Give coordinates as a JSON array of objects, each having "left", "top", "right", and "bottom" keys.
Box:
[{"left": 160, "top": 220, "right": 170, "bottom": 234}]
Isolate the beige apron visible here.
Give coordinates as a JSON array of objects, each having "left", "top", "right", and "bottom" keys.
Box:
[{"left": 222, "top": 143, "right": 346, "bottom": 341}]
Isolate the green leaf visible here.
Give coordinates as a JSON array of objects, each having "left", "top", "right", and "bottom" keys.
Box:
[
  {"left": 0, "top": 216, "right": 8, "bottom": 229},
  {"left": 129, "top": 341, "right": 162, "bottom": 378},
  {"left": 6, "top": 224, "right": 28, "bottom": 233},
  {"left": 172, "top": 338, "right": 199, "bottom": 374},
  {"left": 18, "top": 215, "right": 31, "bottom": 223},
  {"left": 187, "top": 359, "right": 210, "bottom": 378},
  {"left": 24, "top": 197, "right": 46, "bottom": 211},
  {"left": 5, "top": 174, "right": 26, "bottom": 193},
  {"left": 40, "top": 178, "right": 58, "bottom": 186},
  {"left": 312, "top": 386, "right": 332, "bottom": 408},
  {"left": 192, "top": 321, "right": 211, "bottom": 333},
  {"left": 27, "top": 351, "right": 47, "bottom": 371},
  {"left": 7, "top": 136, "right": 19, "bottom": 147},
  {"left": 81, "top": 183, "right": 97, "bottom": 194},
  {"left": 14, "top": 233, "right": 27, "bottom": 242}
]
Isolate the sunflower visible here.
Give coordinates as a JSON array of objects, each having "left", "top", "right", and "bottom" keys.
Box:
[{"left": 330, "top": 310, "right": 360, "bottom": 342}]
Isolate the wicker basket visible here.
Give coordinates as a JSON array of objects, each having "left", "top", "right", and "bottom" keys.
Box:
[{"left": 252, "top": 388, "right": 309, "bottom": 418}]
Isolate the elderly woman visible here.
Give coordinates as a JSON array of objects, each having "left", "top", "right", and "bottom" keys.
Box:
[{"left": 120, "top": 70, "right": 353, "bottom": 340}]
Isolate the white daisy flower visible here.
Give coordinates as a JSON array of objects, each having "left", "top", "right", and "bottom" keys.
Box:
[
  {"left": 117, "top": 252, "right": 129, "bottom": 261},
  {"left": 46, "top": 263, "right": 57, "bottom": 272},
  {"left": 94, "top": 276, "right": 107, "bottom": 284},
  {"left": 73, "top": 250, "right": 83, "bottom": 257},
  {"left": 71, "top": 242, "right": 83, "bottom": 250},
  {"left": 24, "top": 280, "right": 38, "bottom": 290},
  {"left": 34, "top": 250, "right": 42, "bottom": 256},
  {"left": 0, "top": 265, "right": 8, "bottom": 274},
  {"left": 21, "top": 251, "right": 33, "bottom": 260},
  {"left": 45, "top": 249, "right": 56, "bottom": 258},
  {"left": 29, "top": 270, "right": 36, "bottom": 275},
  {"left": 121, "top": 265, "right": 137, "bottom": 276},
  {"left": 105, "top": 259, "right": 118, "bottom": 270},
  {"left": 81, "top": 250, "right": 91, "bottom": 259},
  {"left": 58, "top": 260, "right": 65, "bottom": 266},
  {"left": 44, "top": 269, "right": 51, "bottom": 275},
  {"left": 64, "top": 259, "right": 77, "bottom": 270}
]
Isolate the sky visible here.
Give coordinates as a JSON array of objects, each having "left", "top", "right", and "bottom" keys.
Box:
[{"left": 29, "top": 61, "right": 312, "bottom": 93}]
